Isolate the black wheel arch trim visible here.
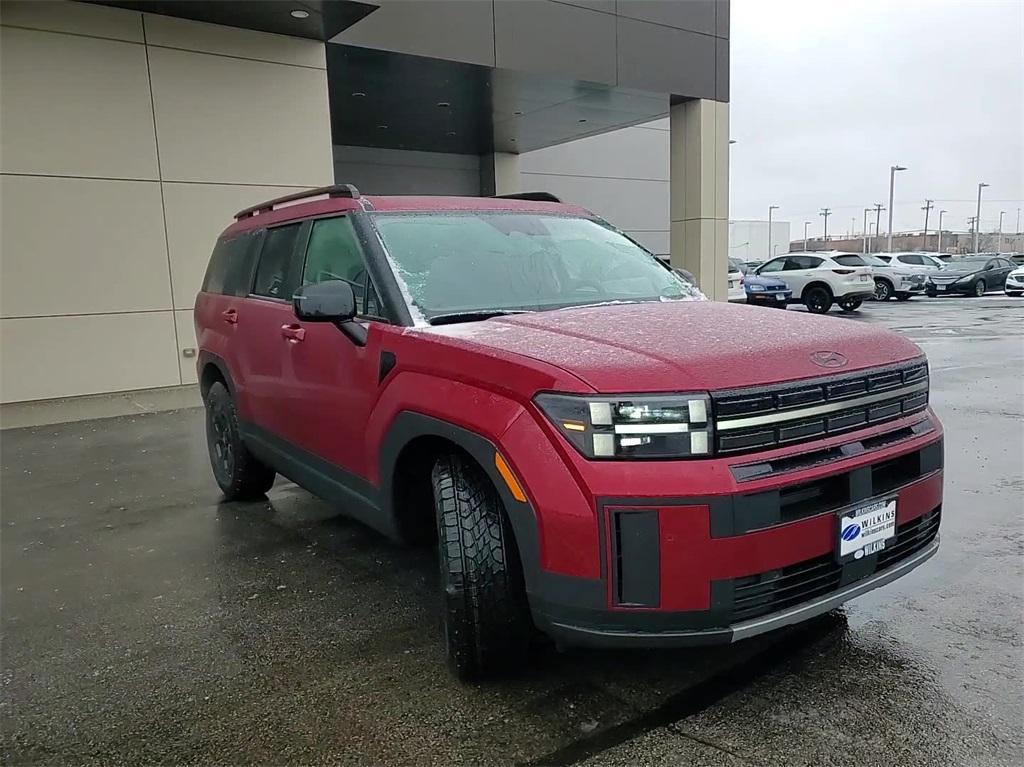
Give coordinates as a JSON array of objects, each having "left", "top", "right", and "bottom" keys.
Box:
[
  {"left": 197, "top": 351, "right": 237, "bottom": 400},
  {"left": 379, "top": 413, "right": 541, "bottom": 588}
]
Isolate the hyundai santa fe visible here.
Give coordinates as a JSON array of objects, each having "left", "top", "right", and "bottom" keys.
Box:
[{"left": 195, "top": 185, "right": 944, "bottom": 680}]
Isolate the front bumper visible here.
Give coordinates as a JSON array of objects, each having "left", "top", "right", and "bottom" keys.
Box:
[
  {"left": 522, "top": 421, "right": 944, "bottom": 648},
  {"left": 545, "top": 536, "right": 938, "bottom": 647},
  {"left": 927, "top": 281, "right": 972, "bottom": 295},
  {"left": 1005, "top": 277, "right": 1023, "bottom": 291},
  {"left": 746, "top": 290, "right": 791, "bottom": 305}
]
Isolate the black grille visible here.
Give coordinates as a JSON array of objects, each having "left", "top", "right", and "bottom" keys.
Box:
[
  {"left": 713, "top": 361, "right": 929, "bottom": 456},
  {"left": 731, "top": 507, "right": 940, "bottom": 623}
]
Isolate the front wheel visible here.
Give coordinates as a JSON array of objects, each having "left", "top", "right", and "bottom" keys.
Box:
[
  {"left": 432, "top": 453, "right": 532, "bottom": 681},
  {"left": 205, "top": 381, "right": 276, "bottom": 500},
  {"left": 838, "top": 297, "right": 863, "bottom": 313},
  {"left": 803, "top": 286, "right": 833, "bottom": 314},
  {"left": 873, "top": 278, "right": 893, "bottom": 301},
  {"left": 973, "top": 280, "right": 986, "bottom": 297}
]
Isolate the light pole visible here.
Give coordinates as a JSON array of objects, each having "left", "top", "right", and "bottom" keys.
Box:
[
  {"left": 887, "top": 165, "right": 907, "bottom": 252},
  {"left": 873, "top": 203, "right": 885, "bottom": 252},
  {"left": 974, "top": 182, "right": 988, "bottom": 253},
  {"left": 850, "top": 217, "right": 856, "bottom": 238},
  {"left": 937, "top": 209, "right": 947, "bottom": 253},
  {"left": 767, "top": 205, "right": 779, "bottom": 260},
  {"left": 921, "top": 199, "right": 933, "bottom": 250},
  {"left": 820, "top": 207, "right": 831, "bottom": 245},
  {"left": 803, "top": 221, "right": 811, "bottom": 251},
  {"left": 1017, "top": 207, "right": 1021, "bottom": 235},
  {"left": 998, "top": 210, "right": 1005, "bottom": 252},
  {"left": 863, "top": 208, "right": 871, "bottom": 254}
]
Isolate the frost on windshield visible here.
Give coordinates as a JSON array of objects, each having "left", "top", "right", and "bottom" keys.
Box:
[{"left": 372, "top": 212, "right": 706, "bottom": 323}]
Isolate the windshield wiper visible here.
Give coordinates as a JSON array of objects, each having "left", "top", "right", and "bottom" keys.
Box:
[{"left": 427, "top": 310, "right": 532, "bottom": 326}]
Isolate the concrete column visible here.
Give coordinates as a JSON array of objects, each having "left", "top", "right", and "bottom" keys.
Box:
[
  {"left": 479, "top": 152, "right": 521, "bottom": 196},
  {"left": 669, "top": 99, "right": 730, "bottom": 301}
]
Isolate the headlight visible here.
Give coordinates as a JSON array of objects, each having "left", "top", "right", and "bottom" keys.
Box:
[
  {"left": 954, "top": 273, "right": 975, "bottom": 283},
  {"left": 534, "top": 392, "right": 713, "bottom": 459},
  {"left": 748, "top": 284, "right": 766, "bottom": 292}
]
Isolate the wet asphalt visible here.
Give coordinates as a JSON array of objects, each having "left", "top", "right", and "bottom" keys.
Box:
[{"left": 2, "top": 295, "right": 1022, "bottom": 766}]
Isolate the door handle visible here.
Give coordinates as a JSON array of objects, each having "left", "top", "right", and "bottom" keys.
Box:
[
  {"left": 281, "top": 324, "right": 305, "bottom": 343},
  {"left": 222, "top": 308, "right": 238, "bottom": 324}
]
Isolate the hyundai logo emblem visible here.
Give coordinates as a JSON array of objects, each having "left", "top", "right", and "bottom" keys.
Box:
[
  {"left": 841, "top": 523, "right": 861, "bottom": 541},
  {"left": 811, "top": 350, "right": 848, "bottom": 368}
]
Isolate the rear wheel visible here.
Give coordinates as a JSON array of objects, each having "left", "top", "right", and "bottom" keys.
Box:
[
  {"left": 873, "top": 278, "right": 893, "bottom": 301},
  {"left": 973, "top": 280, "right": 986, "bottom": 297},
  {"left": 204, "top": 381, "right": 275, "bottom": 500},
  {"left": 803, "top": 286, "right": 833, "bottom": 314},
  {"left": 432, "top": 452, "right": 532, "bottom": 681},
  {"left": 838, "top": 297, "right": 863, "bottom": 313}
]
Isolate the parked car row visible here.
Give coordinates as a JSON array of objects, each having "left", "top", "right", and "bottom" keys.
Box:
[{"left": 728, "top": 251, "right": 1023, "bottom": 309}]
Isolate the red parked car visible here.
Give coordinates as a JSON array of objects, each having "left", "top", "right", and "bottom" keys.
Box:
[{"left": 195, "top": 185, "right": 943, "bottom": 679}]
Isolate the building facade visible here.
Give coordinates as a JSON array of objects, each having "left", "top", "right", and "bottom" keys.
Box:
[{"left": 0, "top": 0, "right": 730, "bottom": 411}]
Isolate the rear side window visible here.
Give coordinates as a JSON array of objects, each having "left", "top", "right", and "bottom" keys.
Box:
[
  {"left": 834, "top": 254, "right": 867, "bottom": 266},
  {"left": 252, "top": 224, "right": 302, "bottom": 299},
  {"left": 202, "top": 232, "right": 259, "bottom": 296},
  {"left": 787, "top": 256, "right": 824, "bottom": 269},
  {"left": 900, "top": 254, "right": 924, "bottom": 265}
]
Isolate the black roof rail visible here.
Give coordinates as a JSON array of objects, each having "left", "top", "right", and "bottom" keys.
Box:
[
  {"left": 492, "top": 192, "right": 562, "bottom": 203},
  {"left": 234, "top": 184, "right": 361, "bottom": 220}
]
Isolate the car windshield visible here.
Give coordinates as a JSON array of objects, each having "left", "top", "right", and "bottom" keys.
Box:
[{"left": 371, "top": 212, "right": 703, "bottom": 322}]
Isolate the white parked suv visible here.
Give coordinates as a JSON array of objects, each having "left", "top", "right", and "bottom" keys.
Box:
[
  {"left": 727, "top": 258, "right": 746, "bottom": 302},
  {"left": 865, "top": 253, "right": 943, "bottom": 301},
  {"left": 755, "top": 252, "right": 874, "bottom": 313}
]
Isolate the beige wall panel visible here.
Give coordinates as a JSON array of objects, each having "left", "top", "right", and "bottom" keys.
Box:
[
  {"left": 0, "top": 175, "right": 171, "bottom": 317},
  {"left": 148, "top": 47, "right": 333, "bottom": 186},
  {"left": 0, "top": 0, "right": 142, "bottom": 42},
  {"left": 0, "top": 312, "right": 180, "bottom": 403},
  {"left": 0, "top": 27, "right": 159, "bottom": 179},
  {"left": 162, "top": 181, "right": 311, "bottom": 309},
  {"left": 142, "top": 14, "right": 326, "bottom": 69},
  {"left": 174, "top": 309, "right": 199, "bottom": 385}
]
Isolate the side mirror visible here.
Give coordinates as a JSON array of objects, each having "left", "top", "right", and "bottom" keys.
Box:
[
  {"left": 293, "top": 280, "right": 356, "bottom": 322},
  {"left": 292, "top": 280, "right": 367, "bottom": 346}
]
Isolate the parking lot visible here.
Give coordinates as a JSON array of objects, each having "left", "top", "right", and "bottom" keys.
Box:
[{"left": 2, "top": 295, "right": 1021, "bottom": 767}]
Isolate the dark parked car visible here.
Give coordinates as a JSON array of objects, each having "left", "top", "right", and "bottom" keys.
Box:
[
  {"left": 926, "top": 256, "right": 1015, "bottom": 297},
  {"left": 194, "top": 185, "right": 944, "bottom": 680}
]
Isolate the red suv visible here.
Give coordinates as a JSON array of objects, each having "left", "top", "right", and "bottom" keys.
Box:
[{"left": 195, "top": 185, "right": 943, "bottom": 679}]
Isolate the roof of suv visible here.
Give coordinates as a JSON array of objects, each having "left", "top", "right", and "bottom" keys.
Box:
[{"left": 222, "top": 185, "right": 593, "bottom": 238}]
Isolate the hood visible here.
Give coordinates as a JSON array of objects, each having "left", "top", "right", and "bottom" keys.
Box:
[
  {"left": 423, "top": 301, "right": 923, "bottom": 392},
  {"left": 933, "top": 267, "right": 984, "bottom": 277}
]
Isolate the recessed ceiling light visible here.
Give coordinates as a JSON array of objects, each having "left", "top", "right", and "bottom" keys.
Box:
[
  {"left": 513, "top": 111, "right": 523, "bottom": 116},
  {"left": 446, "top": 131, "right": 456, "bottom": 136},
  {"left": 351, "top": 91, "right": 366, "bottom": 97},
  {"left": 377, "top": 124, "right": 388, "bottom": 130},
  {"left": 436, "top": 101, "right": 451, "bottom": 108},
  {"left": 290, "top": 9, "right": 310, "bottom": 19}
]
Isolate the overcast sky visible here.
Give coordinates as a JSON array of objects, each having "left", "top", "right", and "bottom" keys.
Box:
[{"left": 729, "top": 0, "right": 1024, "bottom": 239}]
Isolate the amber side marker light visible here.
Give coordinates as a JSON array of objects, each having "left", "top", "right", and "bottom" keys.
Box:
[
  {"left": 561, "top": 420, "right": 586, "bottom": 432},
  {"left": 494, "top": 452, "right": 528, "bottom": 503}
]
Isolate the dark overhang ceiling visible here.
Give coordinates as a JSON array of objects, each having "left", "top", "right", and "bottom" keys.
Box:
[
  {"left": 328, "top": 44, "right": 668, "bottom": 155},
  {"left": 86, "top": 0, "right": 377, "bottom": 41}
]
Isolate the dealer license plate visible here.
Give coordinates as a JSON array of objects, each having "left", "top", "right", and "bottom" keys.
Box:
[
  {"left": 860, "top": 275, "right": 870, "bottom": 282},
  {"left": 838, "top": 498, "right": 896, "bottom": 561},
  {"left": 936, "top": 284, "right": 946, "bottom": 291},
  {"left": 776, "top": 294, "right": 786, "bottom": 301}
]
